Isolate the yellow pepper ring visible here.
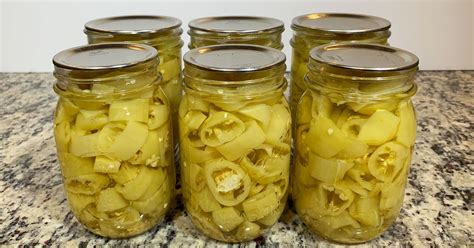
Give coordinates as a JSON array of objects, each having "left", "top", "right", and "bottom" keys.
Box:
[
  {"left": 204, "top": 159, "right": 251, "bottom": 206},
  {"left": 317, "top": 182, "right": 355, "bottom": 216}
]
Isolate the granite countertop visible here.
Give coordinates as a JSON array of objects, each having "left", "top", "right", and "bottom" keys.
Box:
[{"left": 0, "top": 71, "right": 472, "bottom": 247}]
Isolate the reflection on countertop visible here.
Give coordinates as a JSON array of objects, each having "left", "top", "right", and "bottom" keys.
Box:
[{"left": 0, "top": 71, "right": 472, "bottom": 247}]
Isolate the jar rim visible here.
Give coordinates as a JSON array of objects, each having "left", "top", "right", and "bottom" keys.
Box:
[
  {"left": 184, "top": 44, "right": 285, "bottom": 73},
  {"left": 84, "top": 15, "right": 182, "bottom": 36},
  {"left": 309, "top": 43, "right": 419, "bottom": 75},
  {"left": 189, "top": 16, "right": 284, "bottom": 35},
  {"left": 53, "top": 42, "right": 159, "bottom": 72},
  {"left": 291, "top": 13, "right": 391, "bottom": 35}
]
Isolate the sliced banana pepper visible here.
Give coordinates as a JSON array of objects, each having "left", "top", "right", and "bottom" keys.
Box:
[
  {"left": 358, "top": 110, "right": 400, "bottom": 146},
  {"left": 55, "top": 98, "right": 79, "bottom": 124},
  {"left": 59, "top": 153, "right": 94, "bottom": 179},
  {"left": 265, "top": 104, "right": 291, "bottom": 145},
  {"left": 67, "top": 193, "right": 95, "bottom": 213},
  {"left": 348, "top": 197, "right": 381, "bottom": 227},
  {"left": 98, "top": 122, "right": 148, "bottom": 161},
  {"left": 212, "top": 207, "right": 244, "bottom": 232},
  {"left": 69, "top": 132, "right": 100, "bottom": 158},
  {"left": 308, "top": 153, "right": 353, "bottom": 184},
  {"left": 316, "top": 182, "right": 355, "bottom": 216},
  {"left": 216, "top": 121, "right": 266, "bottom": 161},
  {"left": 240, "top": 147, "right": 287, "bottom": 185},
  {"left": 368, "top": 141, "right": 409, "bottom": 182},
  {"left": 306, "top": 116, "right": 350, "bottom": 158},
  {"left": 199, "top": 111, "right": 245, "bottom": 147},
  {"left": 396, "top": 100, "right": 417, "bottom": 147},
  {"left": 297, "top": 92, "right": 313, "bottom": 125},
  {"left": 242, "top": 187, "right": 279, "bottom": 221},
  {"left": 311, "top": 91, "right": 333, "bottom": 118},
  {"left": 148, "top": 104, "right": 169, "bottom": 130},
  {"left": 109, "top": 99, "right": 149, "bottom": 123},
  {"left": 197, "top": 187, "right": 222, "bottom": 213},
  {"left": 181, "top": 140, "right": 221, "bottom": 164},
  {"left": 96, "top": 187, "right": 129, "bottom": 212},
  {"left": 129, "top": 125, "right": 170, "bottom": 167},
  {"left": 319, "top": 210, "right": 360, "bottom": 230},
  {"left": 236, "top": 221, "right": 261, "bottom": 240},
  {"left": 238, "top": 103, "right": 272, "bottom": 128},
  {"left": 204, "top": 159, "right": 251, "bottom": 206},
  {"left": 65, "top": 174, "right": 110, "bottom": 195},
  {"left": 75, "top": 109, "right": 108, "bottom": 131},
  {"left": 54, "top": 121, "right": 72, "bottom": 152}
]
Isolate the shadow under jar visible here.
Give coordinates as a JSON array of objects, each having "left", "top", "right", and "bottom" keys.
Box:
[
  {"left": 188, "top": 16, "right": 284, "bottom": 49},
  {"left": 292, "top": 43, "right": 419, "bottom": 244},
  {"left": 52, "top": 43, "right": 175, "bottom": 238},
  {"left": 179, "top": 45, "right": 291, "bottom": 242},
  {"left": 84, "top": 15, "right": 184, "bottom": 152},
  {"left": 290, "top": 13, "right": 391, "bottom": 115}
]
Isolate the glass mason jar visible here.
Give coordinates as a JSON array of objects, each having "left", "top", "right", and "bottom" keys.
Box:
[
  {"left": 84, "top": 15, "right": 183, "bottom": 149},
  {"left": 188, "top": 16, "right": 284, "bottom": 49},
  {"left": 290, "top": 13, "right": 391, "bottom": 114},
  {"left": 179, "top": 45, "right": 291, "bottom": 242},
  {"left": 52, "top": 43, "right": 175, "bottom": 238},
  {"left": 292, "top": 43, "right": 419, "bottom": 244}
]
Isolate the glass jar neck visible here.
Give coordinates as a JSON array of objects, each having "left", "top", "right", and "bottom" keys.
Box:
[
  {"left": 305, "top": 66, "right": 417, "bottom": 103},
  {"left": 54, "top": 63, "right": 161, "bottom": 100},
  {"left": 291, "top": 29, "right": 390, "bottom": 53},
  {"left": 183, "top": 65, "right": 287, "bottom": 102},
  {"left": 188, "top": 31, "right": 283, "bottom": 50},
  {"left": 86, "top": 28, "right": 184, "bottom": 51}
]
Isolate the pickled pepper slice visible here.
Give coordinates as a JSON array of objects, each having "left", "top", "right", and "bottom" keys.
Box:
[
  {"left": 348, "top": 197, "right": 381, "bottom": 227},
  {"left": 242, "top": 187, "right": 279, "bottom": 221},
  {"left": 293, "top": 160, "right": 317, "bottom": 187},
  {"left": 380, "top": 153, "right": 411, "bottom": 210},
  {"left": 358, "top": 110, "right": 400, "bottom": 146},
  {"left": 216, "top": 121, "right": 266, "bottom": 161},
  {"left": 96, "top": 187, "right": 129, "bottom": 212},
  {"left": 211, "top": 207, "right": 244, "bottom": 232},
  {"left": 296, "top": 92, "right": 313, "bottom": 125},
  {"left": 75, "top": 109, "right": 108, "bottom": 131},
  {"left": 346, "top": 167, "right": 377, "bottom": 191},
  {"left": 182, "top": 139, "right": 221, "bottom": 164},
  {"left": 238, "top": 103, "right": 272, "bottom": 128},
  {"left": 240, "top": 146, "right": 287, "bottom": 184},
  {"left": 148, "top": 104, "right": 169, "bottom": 130},
  {"left": 236, "top": 221, "right": 261, "bottom": 240},
  {"left": 200, "top": 112, "right": 245, "bottom": 147},
  {"left": 308, "top": 153, "right": 353, "bottom": 184},
  {"left": 311, "top": 91, "right": 334, "bottom": 118},
  {"left": 265, "top": 104, "right": 291, "bottom": 145},
  {"left": 317, "top": 182, "right": 355, "bottom": 216},
  {"left": 306, "top": 116, "right": 350, "bottom": 158},
  {"left": 319, "top": 210, "right": 360, "bottom": 230},
  {"left": 395, "top": 100, "right": 417, "bottom": 147},
  {"left": 204, "top": 159, "right": 251, "bottom": 206},
  {"left": 54, "top": 121, "right": 71, "bottom": 152},
  {"left": 368, "top": 141, "right": 409, "bottom": 182}
]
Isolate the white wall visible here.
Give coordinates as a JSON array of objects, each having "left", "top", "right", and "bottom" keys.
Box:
[{"left": 1, "top": 0, "right": 473, "bottom": 72}]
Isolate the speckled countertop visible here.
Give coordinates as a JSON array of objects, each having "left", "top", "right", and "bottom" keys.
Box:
[{"left": 0, "top": 71, "right": 472, "bottom": 247}]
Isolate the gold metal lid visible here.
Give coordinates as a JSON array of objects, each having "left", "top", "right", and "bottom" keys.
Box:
[
  {"left": 184, "top": 44, "right": 285, "bottom": 72},
  {"left": 53, "top": 43, "right": 158, "bottom": 72},
  {"left": 84, "top": 15, "right": 181, "bottom": 35},
  {"left": 292, "top": 13, "right": 390, "bottom": 34},
  {"left": 309, "top": 43, "right": 418, "bottom": 73},
  {"left": 189, "top": 16, "right": 284, "bottom": 35}
]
